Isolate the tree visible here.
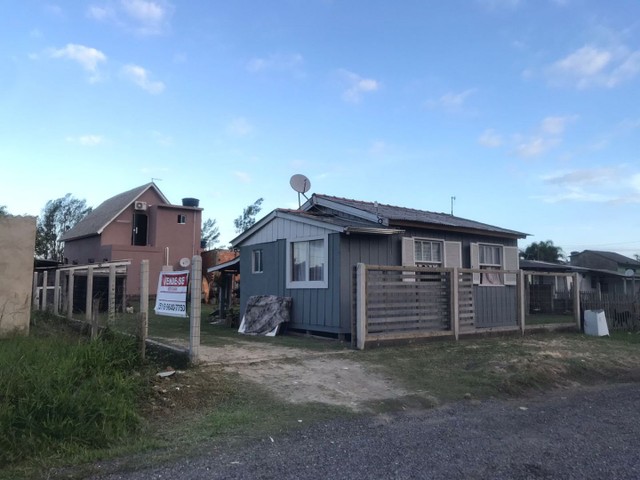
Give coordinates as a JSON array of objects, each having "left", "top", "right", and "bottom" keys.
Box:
[
  {"left": 0, "top": 205, "right": 7, "bottom": 216},
  {"left": 521, "top": 240, "right": 565, "bottom": 263},
  {"left": 35, "top": 194, "right": 92, "bottom": 260},
  {"left": 201, "top": 218, "right": 221, "bottom": 250},
  {"left": 234, "top": 198, "right": 263, "bottom": 234}
]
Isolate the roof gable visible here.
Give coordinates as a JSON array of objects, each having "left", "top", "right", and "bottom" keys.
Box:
[
  {"left": 304, "top": 194, "right": 527, "bottom": 239},
  {"left": 60, "top": 183, "right": 169, "bottom": 241}
]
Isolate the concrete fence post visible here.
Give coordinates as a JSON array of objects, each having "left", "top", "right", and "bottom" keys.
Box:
[
  {"left": 356, "top": 263, "right": 367, "bottom": 350},
  {"left": 139, "top": 260, "right": 149, "bottom": 360},
  {"left": 108, "top": 264, "right": 116, "bottom": 325},
  {"left": 190, "top": 255, "right": 202, "bottom": 363}
]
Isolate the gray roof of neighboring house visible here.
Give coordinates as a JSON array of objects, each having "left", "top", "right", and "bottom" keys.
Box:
[
  {"left": 60, "top": 183, "right": 167, "bottom": 241},
  {"left": 573, "top": 250, "right": 640, "bottom": 267},
  {"left": 309, "top": 194, "right": 528, "bottom": 238}
]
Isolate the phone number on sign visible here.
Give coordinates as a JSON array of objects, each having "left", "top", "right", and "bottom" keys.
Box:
[{"left": 157, "top": 302, "right": 186, "bottom": 312}]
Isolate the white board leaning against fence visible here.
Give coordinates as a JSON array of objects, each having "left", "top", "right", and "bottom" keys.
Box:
[{"left": 154, "top": 270, "right": 189, "bottom": 318}]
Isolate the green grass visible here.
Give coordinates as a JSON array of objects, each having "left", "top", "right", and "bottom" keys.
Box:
[
  {"left": 525, "top": 313, "right": 576, "bottom": 326},
  {"left": 357, "top": 332, "right": 640, "bottom": 402},
  {"left": 0, "top": 315, "right": 144, "bottom": 470}
]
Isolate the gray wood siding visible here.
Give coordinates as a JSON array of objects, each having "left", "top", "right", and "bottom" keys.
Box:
[
  {"left": 473, "top": 286, "right": 518, "bottom": 327},
  {"left": 240, "top": 217, "right": 335, "bottom": 247},
  {"left": 240, "top": 237, "right": 343, "bottom": 334}
]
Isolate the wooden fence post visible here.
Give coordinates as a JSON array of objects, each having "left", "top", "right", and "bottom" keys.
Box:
[
  {"left": 573, "top": 272, "right": 581, "bottom": 329},
  {"left": 518, "top": 270, "right": 526, "bottom": 334},
  {"left": 67, "top": 271, "right": 74, "bottom": 320},
  {"left": 53, "top": 270, "right": 61, "bottom": 315},
  {"left": 85, "top": 266, "right": 94, "bottom": 322},
  {"left": 356, "top": 263, "right": 367, "bottom": 350},
  {"left": 190, "top": 255, "right": 202, "bottom": 363},
  {"left": 451, "top": 267, "right": 459, "bottom": 340},
  {"left": 32, "top": 272, "right": 39, "bottom": 310},
  {"left": 41, "top": 271, "right": 48, "bottom": 311},
  {"left": 91, "top": 299, "right": 99, "bottom": 340},
  {"left": 139, "top": 260, "right": 149, "bottom": 360}
]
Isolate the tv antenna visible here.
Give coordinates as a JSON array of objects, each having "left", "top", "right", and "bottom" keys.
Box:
[
  {"left": 290, "top": 174, "right": 311, "bottom": 208},
  {"left": 151, "top": 177, "right": 163, "bottom": 183},
  {"left": 450, "top": 196, "right": 456, "bottom": 216}
]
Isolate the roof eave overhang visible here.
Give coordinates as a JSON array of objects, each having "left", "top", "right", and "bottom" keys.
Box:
[
  {"left": 303, "top": 195, "right": 386, "bottom": 225},
  {"left": 390, "top": 220, "right": 528, "bottom": 240}
]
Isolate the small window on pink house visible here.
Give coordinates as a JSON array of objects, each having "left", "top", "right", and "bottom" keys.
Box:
[{"left": 177, "top": 214, "right": 186, "bottom": 224}]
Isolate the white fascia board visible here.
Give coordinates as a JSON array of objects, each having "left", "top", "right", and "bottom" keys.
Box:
[{"left": 304, "top": 196, "right": 382, "bottom": 224}]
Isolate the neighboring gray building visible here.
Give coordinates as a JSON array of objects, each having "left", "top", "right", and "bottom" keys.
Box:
[
  {"left": 569, "top": 250, "right": 640, "bottom": 295},
  {"left": 231, "top": 194, "right": 527, "bottom": 337}
]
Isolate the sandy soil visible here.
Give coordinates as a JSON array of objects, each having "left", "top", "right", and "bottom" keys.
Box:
[{"left": 190, "top": 340, "right": 411, "bottom": 411}]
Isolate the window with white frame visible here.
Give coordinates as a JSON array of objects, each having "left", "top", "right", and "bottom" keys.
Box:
[
  {"left": 177, "top": 214, "right": 186, "bottom": 224},
  {"left": 414, "top": 239, "right": 443, "bottom": 267},
  {"left": 479, "top": 244, "right": 502, "bottom": 285},
  {"left": 287, "top": 237, "right": 327, "bottom": 288},
  {"left": 252, "top": 249, "right": 263, "bottom": 273}
]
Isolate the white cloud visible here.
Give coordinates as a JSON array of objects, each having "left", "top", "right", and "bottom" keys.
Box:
[
  {"left": 151, "top": 131, "right": 173, "bottom": 146},
  {"left": 121, "top": 64, "right": 165, "bottom": 94},
  {"left": 246, "top": 53, "right": 304, "bottom": 75},
  {"left": 339, "top": 69, "right": 380, "bottom": 103},
  {"left": 66, "top": 134, "right": 105, "bottom": 146},
  {"left": 88, "top": 0, "right": 172, "bottom": 35},
  {"left": 478, "top": 129, "right": 503, "bottom": 148},
  {"left": 476, "top": 0, "right": 522, "bottom": 10},
  {"left": 537, "top": 167, "right": 640, "bottom": 204},
  {"left": 547, "top": 44, "right": 640, "bottom": 88},
  {"left": 226, "top": 117, "right": 253, "bottom": 137},
  {"left": 540, "top": 115, "right": 577, "bottom": 135},
  {"left": 49, "top": 44, "right": 107, "bottom": 82},
  {"left": 233, "top": 171, "right": 252, "bottom": 183},
  {"left": 514, "top": 136, "right": 559, "bottom": 158}
]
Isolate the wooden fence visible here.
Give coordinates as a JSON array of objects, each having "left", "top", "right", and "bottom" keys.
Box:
[
  {"left": 580, "top": 291, "right": 640, "bottom": 331},
  {"left": 355, "top": 264, "right": 581, "bottom": 349}
]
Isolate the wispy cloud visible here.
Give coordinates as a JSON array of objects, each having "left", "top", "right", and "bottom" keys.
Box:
[
  {"left": 87, "top": 0, "right": 173, "bottom": 35},
  {"left": 427, "top": 88, "right": 477, "bottom": 113},
  {"left": 339, "top": 69, "right": 380, "bottom": 103},
  {"left": 536, "top": 166, "right": 640, "bottom": 203},
  {"left": 547, "top": 44, "right": 640, "bottom": 88},
  {"left": 151, "top": 131, "right": 173, "bottom": 146},
  {"left": 121, "top": 64, "right": 165, "bottom": 94},
  {"left": 246, "top": 53, "right": 304, "bottom": 76},
  {"left": 66, "top": 134, "right": 105, "bottom": 146},
  {"left": 476, "top": 0, "right": 522, "bottom": 10},
  {"left": 233, "top": 171, "right": 252, "bottom": 183},
  {"left": 226, "top": 117, "right": 253, "bottom": 137},
  {"left": 540, "top": 115, "right": 577, "bottom": 135},
  {"left": 514, "top": 136, "right": 560, "bottom": 158},
  {"left": 478, "top": 129, "right": 503, "bottom": 148},
  {"left": 49, "top": 44, "right": 107, "bottom": 82}
]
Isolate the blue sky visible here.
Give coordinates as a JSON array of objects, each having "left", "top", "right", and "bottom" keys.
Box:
[{"left": 2, "top": 0, "right": 640, "bottom": 257}]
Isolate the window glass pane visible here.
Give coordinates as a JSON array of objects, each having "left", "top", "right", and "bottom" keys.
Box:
[
  {"left": 432, "top": 242, "right": 442, "bottom": 262},
  {"left": 292, "top": 242, "right": 307, "bottom": 281},
  {"left": 414, "top": 242, "right": 422, "bottom": 262},
  {"left": 308, "top": 239, "right": 324, "bottom": 281}
]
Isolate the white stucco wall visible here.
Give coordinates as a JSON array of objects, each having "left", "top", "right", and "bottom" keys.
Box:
[{"left": 0, "top": 215, "right": 37, "bottom": 337}]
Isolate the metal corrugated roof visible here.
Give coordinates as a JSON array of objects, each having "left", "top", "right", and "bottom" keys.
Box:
[{"left": 310, "top": 194, "right": 528, "bottom": 238}]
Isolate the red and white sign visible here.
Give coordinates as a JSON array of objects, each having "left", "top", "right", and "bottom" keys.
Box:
[{"left": 154, "top": 270, "right": 189, "bottom": 317}]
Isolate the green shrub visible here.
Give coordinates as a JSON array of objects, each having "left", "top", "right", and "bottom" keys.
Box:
[{"left": 0, "top": 328, "right": 143, "bottom": 466}]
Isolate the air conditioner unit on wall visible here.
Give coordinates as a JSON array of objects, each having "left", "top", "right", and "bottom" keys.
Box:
[{"left": 134, "top": 201, "right": 147, "bottom": 211}]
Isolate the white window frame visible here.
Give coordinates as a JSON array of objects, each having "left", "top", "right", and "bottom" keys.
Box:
[
  {"left": 252, "top": 249, "right": 263, "bottom": 274},
  {"left": 286, "top": 235, "right": 329, "bottom": 289},
  {"left": 177, "top": 214, "right": 186, "bottom": 224},
  {"left": 478, "top": 243, "right": 503, "bottom": 286},
  {"left": 414, "top": 238, "right": 444, "bottom": 267}
]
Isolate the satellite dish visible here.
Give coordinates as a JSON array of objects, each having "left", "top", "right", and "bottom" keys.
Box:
[
  {"left": 290, "top": 174, "right": 311, "bottom": 194},
  {"left": 625, "top": 269, "right": 635, "bottom": 277},
  {"left": 179, "top": 257, "right": 191, "bottom": 268}
]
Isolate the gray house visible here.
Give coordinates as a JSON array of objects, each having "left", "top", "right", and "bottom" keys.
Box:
[
  {"left": 569, "top": 250, "right": 640, "bottom": 295},
  {"left": 231, "top": 194, "right": 527, "bottom": 337}
]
